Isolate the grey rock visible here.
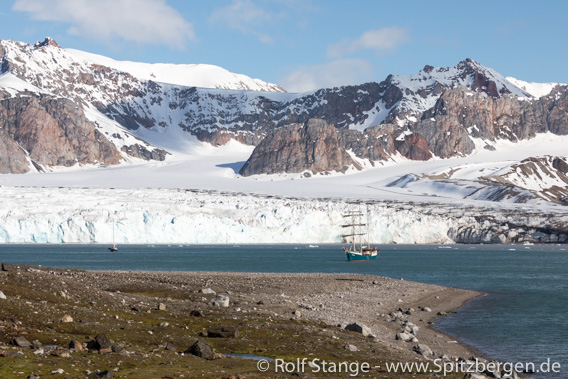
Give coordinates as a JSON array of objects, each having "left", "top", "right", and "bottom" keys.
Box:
[
  {"left": 207, "top": 325, "right": 239, "bottom": 338},
  {"left": 131, "top": 304, "right": 144, "bottom": 312},
  {"left": 199, "top": 288, "right": 216, "bottom": 295},
  {"left": 94, "top": 333, "right": 112, "bottom": 350},
  {"left": 413, "top": 344, "right": 433, "bottom": 357},
  {"left": 88, "top": 370, "right": 115, "bottom": 379},
  {"left": 345, "top": 344, "right": 358, "bottom": 352},
  {"left": 209, "top": 295, "right": 229, "bottom": 307},
  {"left": 12, "top": 336, "right": 32, "bottom": 348},
  {"left": 345, "top": 322, "right": 372, "bottom": 337},
  {"left": 185, "top": 340, "right": 215, "bottom": 360},
  {"left": 464, "top": 374, "right": 490, "bottom": 379},
  {"left": 501, "top": 370, "right": 519, "bottom": 379},
  {"left": 164, "top": 342, "right": 177, "bottom": 351},
  {"left": 68, "top": 340, "right": 83, "bottom": 352}
]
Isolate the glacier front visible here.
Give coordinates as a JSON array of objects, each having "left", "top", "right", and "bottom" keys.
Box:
[{"left": 1, "top": 187, "right": 566, "bottom": 245}]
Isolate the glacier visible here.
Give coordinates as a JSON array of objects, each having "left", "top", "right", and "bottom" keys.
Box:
[{"left": 1, "top": 186, "right": 566, "bottom": 244}]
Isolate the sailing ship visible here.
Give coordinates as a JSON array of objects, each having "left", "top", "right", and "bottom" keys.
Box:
[
  {"left": 341, "top": 204, "right": 379, "bottom": 261},
  {"left": 108, "top": 214, "right": 118, "bottom": 252}
]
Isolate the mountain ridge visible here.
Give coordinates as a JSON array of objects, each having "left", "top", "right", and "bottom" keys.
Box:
[{"left": 1, "top": 37, "right": 568, "bottom": 206}]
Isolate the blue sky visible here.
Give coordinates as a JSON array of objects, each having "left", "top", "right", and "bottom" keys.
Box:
[{"left": 0, "top": 0, "right": 566, "bottom": 92}]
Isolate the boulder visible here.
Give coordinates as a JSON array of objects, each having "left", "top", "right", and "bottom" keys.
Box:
[
  {"left": 60, "top": 315, "right": 73, "bottom": 323},
  {"left": 209, "top": 295, "right": 230, "bottom": 307},
  {"left": 464, "top": 374, "right": 489, "bottom": 379},
  {"left": 94, "top": 333, "right": 112, "bottom": 350},
  {"left": 199, "top": 288, "right": 216, "bottom": 295},
  {"left": 69, "top": 340, "right": 83, "bottom": 352},
  {"left": 0, "top": 291, "right": 6, "bottom": 300},
  {"left": 345, "top": 322, "right": 372, "bottom": 337},
  {"left": 164, "top": 342, "right": 177, "bottom": 351},
  {"left": 88, "top": 370, "right": 114, "bottom": 379},
  {"left": 413, "top": 344, "right": 433, "bottom": 357},
  {"left": 12, "top": 336, "right": 32, "bottom": 348},
  {"left": 207, "top": 326, "right": 239, "bottom": 338},
  {"left": 185, "top": 340, "right": 215, "bottom": 360}
]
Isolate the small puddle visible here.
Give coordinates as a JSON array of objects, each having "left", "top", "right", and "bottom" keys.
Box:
[{"left": 225, "top": 353, "right": 274, "bottom": 361}]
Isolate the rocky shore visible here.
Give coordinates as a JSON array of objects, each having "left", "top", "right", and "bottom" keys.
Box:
[{"left": 0, "top": 264, "right": 513, "bottom": 378}]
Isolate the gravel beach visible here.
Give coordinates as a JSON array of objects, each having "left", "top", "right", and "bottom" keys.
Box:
[{"left": 0, "top": 264, "right": 487, "bottom": 378}]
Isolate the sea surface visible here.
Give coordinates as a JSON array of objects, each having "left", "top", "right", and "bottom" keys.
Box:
[{"left": 0, "top": 243, "right": 566, "bottom": 378}]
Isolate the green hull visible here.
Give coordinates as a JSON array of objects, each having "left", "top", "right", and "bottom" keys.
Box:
[{"left": 345, "top": 250, "right": 378, "bottom": 261}]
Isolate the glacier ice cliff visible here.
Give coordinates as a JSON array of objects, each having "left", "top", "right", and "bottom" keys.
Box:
[{"left": 0, "top": 187, "right": 566, "bottom": 244}]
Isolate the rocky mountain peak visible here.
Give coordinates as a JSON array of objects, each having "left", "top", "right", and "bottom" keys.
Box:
[
  {"left": 34, "top": 37, "right": 60, "bottom": 49},
  {"left": 422, "top": 65, "right": 434, "bottom": 73}
]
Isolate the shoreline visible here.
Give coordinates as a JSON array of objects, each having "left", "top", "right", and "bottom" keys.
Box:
[{"left": 0, "top": 264, "right": 494, "bottom": 377}]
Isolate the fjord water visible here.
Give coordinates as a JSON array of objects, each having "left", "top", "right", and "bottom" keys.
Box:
[{"left": 1, "top": 244, "right": 566, "bottom": 378}]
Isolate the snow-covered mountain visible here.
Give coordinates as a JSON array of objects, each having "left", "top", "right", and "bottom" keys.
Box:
[{"left": 1, "top": 37, "right": 567, "bottom": 212}]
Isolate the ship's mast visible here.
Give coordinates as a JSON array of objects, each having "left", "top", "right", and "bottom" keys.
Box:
[{"left": 341, "top": 203, "right": 366, "bottom": 252}]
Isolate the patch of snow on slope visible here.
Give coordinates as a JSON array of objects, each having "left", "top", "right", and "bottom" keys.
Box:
[
  {"left": 489, "top": 156, "right": 568, "bottom": 192},
  {"left": 65, "top": 49, "right": 285, "bottom": 92},
  {"left": 505, "top": 77, "right": 563, "bottom": 98},
  {"left": 0, "top": 72, "right": 45, "bottom": 96}
]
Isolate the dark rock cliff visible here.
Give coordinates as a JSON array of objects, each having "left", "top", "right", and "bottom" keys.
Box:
[
  {"left": 240, "top": 119, "right": 356, "bottom": 176},
  {"left": 0, "top": 92, "right": 122, "bottom": 173}
]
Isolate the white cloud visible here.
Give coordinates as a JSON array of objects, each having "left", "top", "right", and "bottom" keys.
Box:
[
  {"left": 278, "top": 59, "right": 374, "bottom": 93},
  {"left": 209, "top": 0, "right": 276, "bottom": 44},
  {"left": 327, "top": 27, "right": 409, "bottom": 58},
  {"left": 13, "top": 0, "right": 196, "bottom": 49}
]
